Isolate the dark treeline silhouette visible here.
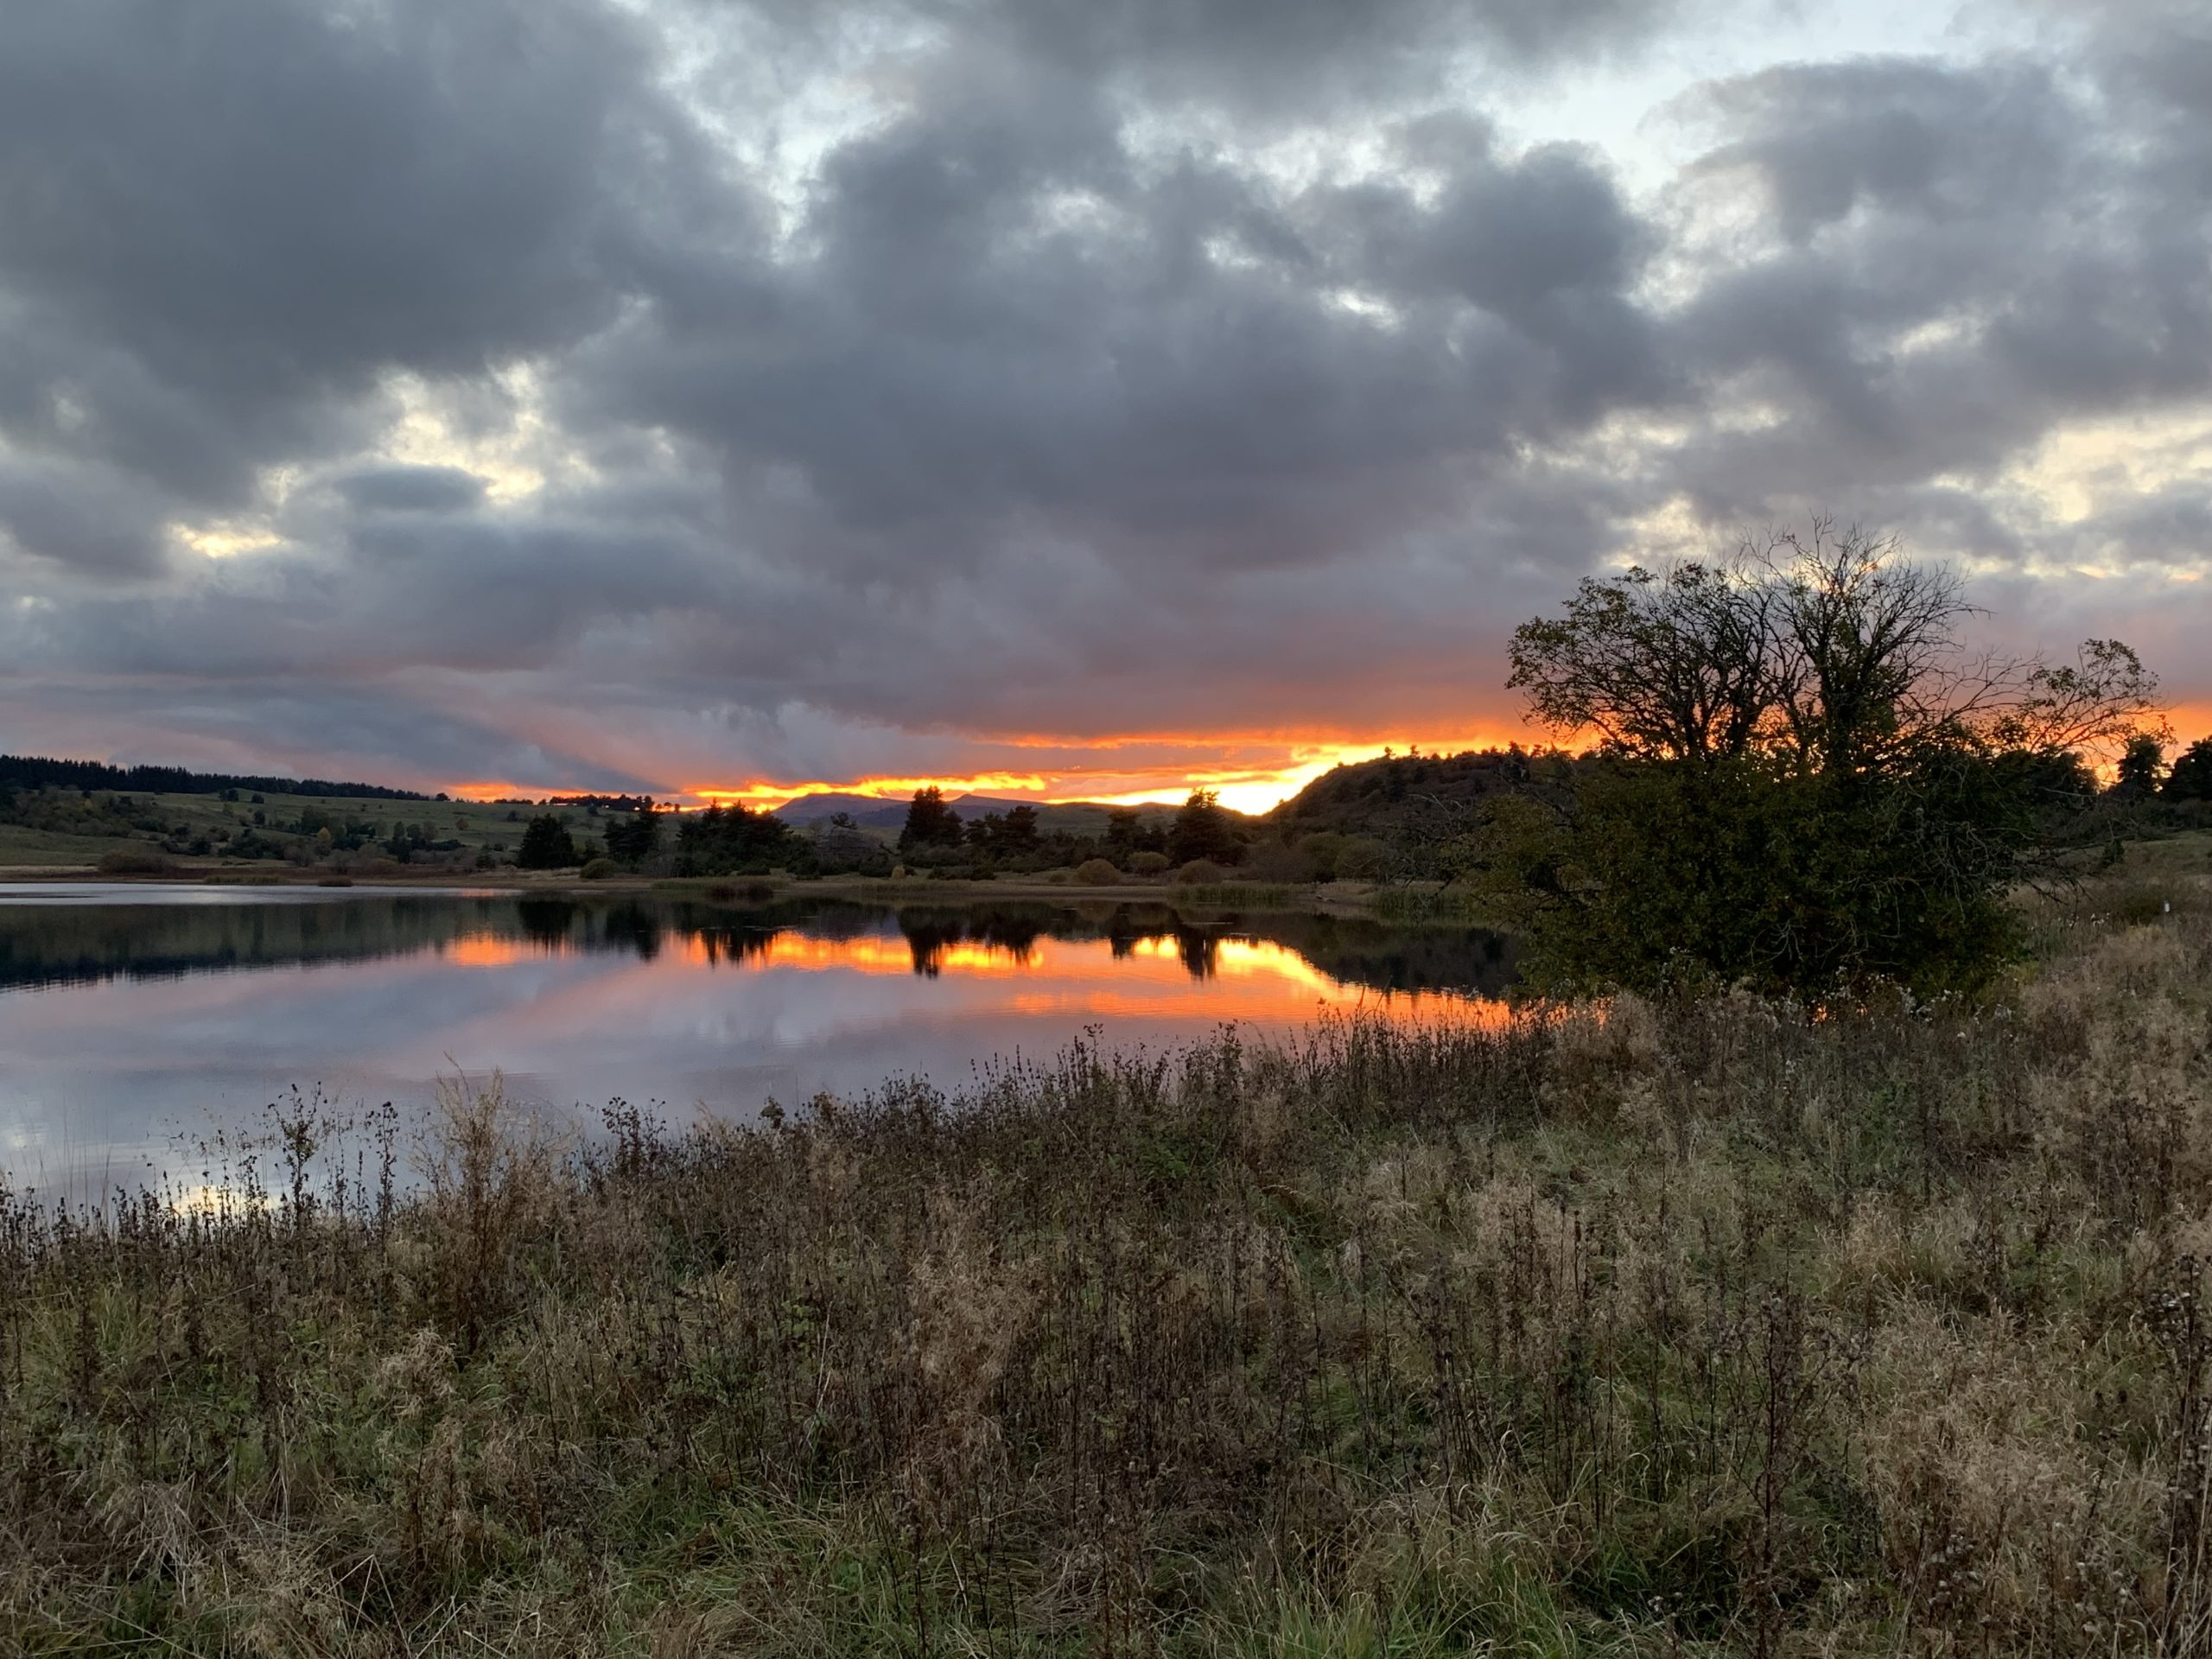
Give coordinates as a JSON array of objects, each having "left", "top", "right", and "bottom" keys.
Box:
[{"left": 0, "top": 752, "right": 429, "bottom": 801}]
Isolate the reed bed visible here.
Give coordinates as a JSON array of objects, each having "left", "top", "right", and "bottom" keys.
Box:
[{"left": 3, "top": 857, "right": 2210, "bottom": 1655}]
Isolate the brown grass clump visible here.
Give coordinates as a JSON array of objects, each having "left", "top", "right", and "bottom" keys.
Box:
[{"left": 3, "top": 844, "right": 2211, "bottom": 1652}]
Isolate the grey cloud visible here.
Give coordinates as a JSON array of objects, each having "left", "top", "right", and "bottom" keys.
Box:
[
  {"left": 0, "top": 0, "right": 733, "bottom": 537},
  {"left": 0, "top": 458, "right": 171, "bottom": 577},
  {"left": 1658, "top": 41, "right": 2212, "bottom": 569},
  {"left": 574, "top": 70, "right": 1668, "bottom": 582},
  {"left": 332, "top": 467, "right": 490, "bottom": 514},
  {"left": 1696, "top": 58, "right": 2072, "bottom": 243}
]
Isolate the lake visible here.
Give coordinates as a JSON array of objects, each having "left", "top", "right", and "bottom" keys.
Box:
[{"left": 0, "top": 883, "right": 1515, "bottom": 1193}]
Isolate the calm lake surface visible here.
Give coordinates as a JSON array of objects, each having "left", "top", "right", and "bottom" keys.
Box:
[{"left": 0, "top": 883, "right": 1515, "bottom": 1192}]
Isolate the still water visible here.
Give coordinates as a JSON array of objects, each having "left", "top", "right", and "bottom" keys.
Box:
[{"left": 0, "top": 884, "right": 1515, "bottom": 1192}]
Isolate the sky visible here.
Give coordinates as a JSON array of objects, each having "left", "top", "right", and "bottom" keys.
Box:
[{"left": 1, "top": 0, "right": 2208, "bottom": 813}]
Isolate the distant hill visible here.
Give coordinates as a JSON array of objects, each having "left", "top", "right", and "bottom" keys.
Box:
[
  {"left": 1266, "top": 748, "right": 1555, "bottom": 840},
  {"left": 769, "top": 791, "right": 912, "bottom": 829},
  {"left": 0, "top": 752, "right": 430, "bottom": 802}
]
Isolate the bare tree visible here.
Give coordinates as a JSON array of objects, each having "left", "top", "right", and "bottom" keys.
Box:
[{"left": 1510, "top": 518, "right": 2164, "bottom": 779}]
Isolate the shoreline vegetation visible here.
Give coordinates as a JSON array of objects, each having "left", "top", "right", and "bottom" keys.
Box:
[{"left": 3, "top": 840, "right": 2209, "bottom": 1654}]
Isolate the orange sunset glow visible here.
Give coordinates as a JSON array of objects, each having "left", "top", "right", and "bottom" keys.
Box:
[{"left": 664, "top": 728, "right": 1535, "bottom": 814}]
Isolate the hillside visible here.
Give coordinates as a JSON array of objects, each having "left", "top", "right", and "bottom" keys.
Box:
[{"left": 1265, "top": 745, "right": 1559, "bottom": 840}]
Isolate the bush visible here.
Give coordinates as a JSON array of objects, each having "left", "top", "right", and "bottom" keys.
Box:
[
  {"left": 1242, "top": 842, "right": 1317, "bottom": 883},
  {"left": 1174, "top": 858, "right": 1228, "bottom": 885},
  {"left": 1128, "top": 850, "right": 1173, "bottom": 876},
  {"left": 95, "top": 846, "right": 167, "bottom": 875},
  {"left": 1334, "top": 836, "right": 1395, "bottom": 880},
  {"left": 1071, "top": 857, "right": 1122, "bottom": 887},
  {"left": 580, "top": 857, "right": 620, "bottom": 880}
]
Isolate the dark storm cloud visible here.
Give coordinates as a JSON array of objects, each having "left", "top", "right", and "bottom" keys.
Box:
[
  {"left": 576, "top": 82, "right": 1665, "bottom": 584},
  {"left": 1, "top": 0, "right": 2207, "bottom": 792},
  {"left": 0, "top": 0, "right": 735, "bottom": 534}
]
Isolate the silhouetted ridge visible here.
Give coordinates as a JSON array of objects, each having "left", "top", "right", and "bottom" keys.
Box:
[{"left": 0, "top": 753, "right": 429, "bottom": 801}]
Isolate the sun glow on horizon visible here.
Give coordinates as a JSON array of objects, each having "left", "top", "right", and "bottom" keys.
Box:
[{"left": 661, "top": 730, "right": 1529, "bottom": 817}]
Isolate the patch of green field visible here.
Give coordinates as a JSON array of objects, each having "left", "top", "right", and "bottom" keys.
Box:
[{"left": 0, "top": 821, "right": 132, "bottom": 868}]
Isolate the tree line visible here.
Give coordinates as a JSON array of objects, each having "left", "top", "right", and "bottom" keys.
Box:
[{"left": 0, "top": 753, "right": 431, "bottom": 801}]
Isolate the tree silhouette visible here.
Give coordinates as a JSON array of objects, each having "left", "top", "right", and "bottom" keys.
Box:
[
  {"left": 516, "top": 815, "right": 579, "bottom": 869},
  {"left": 899, "top": 787, "right": 963, "bottom": 850}
]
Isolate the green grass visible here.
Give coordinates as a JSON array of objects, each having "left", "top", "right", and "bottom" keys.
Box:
[{"left": 0, "top": 821, "right": 131, "bottom": 868}]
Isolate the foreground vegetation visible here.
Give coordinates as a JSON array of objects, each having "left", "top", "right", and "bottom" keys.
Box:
[{"left": 1, "top": 842, "right": 2207, "bottom": 1654}]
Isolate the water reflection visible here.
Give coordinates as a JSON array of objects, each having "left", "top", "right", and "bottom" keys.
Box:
[{"left": 0, "top": 886, "right": 1514, "bottom": 1192}]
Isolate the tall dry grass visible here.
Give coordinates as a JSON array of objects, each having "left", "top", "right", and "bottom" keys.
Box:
[{"left": 3, "top": 848, "right": 2209, "bottom": 1654}]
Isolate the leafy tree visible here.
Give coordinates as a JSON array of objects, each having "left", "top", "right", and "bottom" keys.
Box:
[
  {"left": 2167, "top": 736, "right": 2212, "bottom": 802},
  {"left": 1170, "top": 790, "right": 1243, "bottom": 865},
  {"left": 899, "top": 787, "right": 963, "bottom": 851},
  {"left": 1471, "top": 522, "right": 2165, "bottom": 995},
  {"left": 516, "top": 814, "right": 580, "bottom": 870}
]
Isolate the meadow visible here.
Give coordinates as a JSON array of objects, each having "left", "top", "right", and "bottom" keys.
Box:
[
  {"left": 0, "top": 789, "right": 525, "bottom": 873},
  {"left": 2, "top": 836, "right": 2209, "bottom": 1655}
]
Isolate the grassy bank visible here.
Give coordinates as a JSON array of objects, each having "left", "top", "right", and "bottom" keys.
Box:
[{"left": 3, "top": 853, "right": 2210, "bottom": 1654}]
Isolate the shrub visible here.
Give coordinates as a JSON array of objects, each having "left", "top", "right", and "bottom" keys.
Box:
[
  {"left": 1174, "top": 858, "right": 1228, "bottom": 885},
  {"left": 1334, "top": 836, "right": 1395, "bottom": 880},
  {"left": 1071, "top": 857, "right": 1122, "bottom": 887},
  {"left": 1128, "top": 850, "right": 1173, "bottom": 876},
  {"left": 94, "top": 846, "right": 166, "bottom": 875},
  {"left": 580, "top": 857, "right": 620, "bottom": 880},
  {"left": 1242, "top": 841, "right": 1317, "bottom": 883}
]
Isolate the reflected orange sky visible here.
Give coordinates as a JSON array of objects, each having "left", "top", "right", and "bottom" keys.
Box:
[{"left": 427, "top": 919, "right": 1501, "bottom": 1030}]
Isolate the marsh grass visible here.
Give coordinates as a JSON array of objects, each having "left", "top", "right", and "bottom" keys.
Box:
[{"left": 3, "top": 855, "right": 2211, "bottom": 1654}]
